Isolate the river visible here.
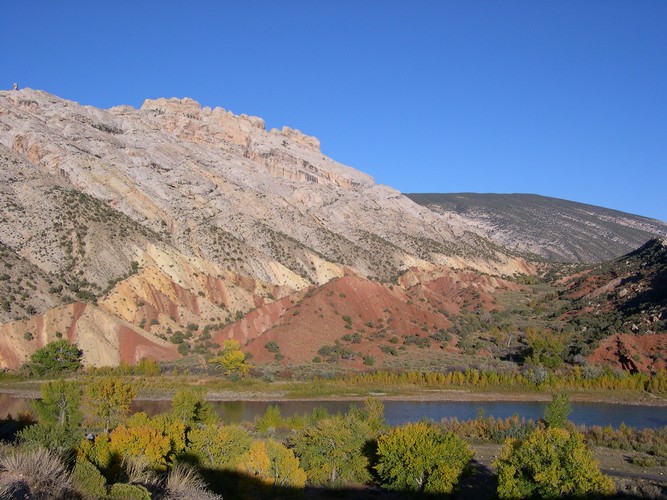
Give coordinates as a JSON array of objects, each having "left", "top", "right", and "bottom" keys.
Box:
[{"left": 1, "top": 394, "right": 665, "bottom": 429}]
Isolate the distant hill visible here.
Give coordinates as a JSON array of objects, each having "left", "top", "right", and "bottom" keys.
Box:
[{"left": 405, "top": 193, "right": 667, "bottom": 263}]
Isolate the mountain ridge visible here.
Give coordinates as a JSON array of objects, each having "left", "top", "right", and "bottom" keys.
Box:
[
  {"left": 0, "top": 89, "right": 664, "bottom": 372},
  {"left": 406, "top": 192, "right": 667, "bottom": 263}
]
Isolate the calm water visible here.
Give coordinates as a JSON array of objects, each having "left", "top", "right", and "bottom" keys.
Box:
[{"left": 1, "top": 394, "right": 664, "bottom": 429}]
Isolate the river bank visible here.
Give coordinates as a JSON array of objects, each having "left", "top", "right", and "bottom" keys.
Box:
[{"left": 1, "top": 384, "right": 666, "bottom": 406}]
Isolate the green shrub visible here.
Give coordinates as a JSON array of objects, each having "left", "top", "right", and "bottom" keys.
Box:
[
  {"left": 72, "top": 459, "right": 107, "bottom": 499},
  {"left": 629, "top": 454, "right": 659, "bottom": 467},
  {"left": 108, "top": 482, "right": 151, "bottom": 500},
  {"left": 543, "top": 393, "right": 571, "bottom": 428},
  {"left": 26, "top": 340, "right": 82, "bottom": 376}
]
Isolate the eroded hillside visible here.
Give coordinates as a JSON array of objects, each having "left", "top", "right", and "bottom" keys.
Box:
[{"left": 0, "top": 89, "right": 663, "bottom": 373}]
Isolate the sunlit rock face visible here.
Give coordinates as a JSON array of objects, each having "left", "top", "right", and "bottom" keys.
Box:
[{"left": 0, "top": 88, "right": 529, "bottom": 368}]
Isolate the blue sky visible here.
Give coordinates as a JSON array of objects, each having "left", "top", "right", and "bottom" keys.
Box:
[{"left": 3, "top": 1, "right": 666, "bottom": 221}]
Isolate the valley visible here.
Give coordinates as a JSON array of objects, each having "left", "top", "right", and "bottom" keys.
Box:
[{"left": 0, "top": 89, "right": 666, "bottom": 499}]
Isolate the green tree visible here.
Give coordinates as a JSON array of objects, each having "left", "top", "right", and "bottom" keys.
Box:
[
  {"left": 27, "top": 340, "right": 82, "bottom": 376},
  {"left": 524, "top": 329, "right": 565, "bottom": 369},
  {"left": 290, "top": 413, "right": 374, "bottom": 486},
  {"left": 494, "top": 427, "right": 615, "bottom": 499},
  {"left": 85, "top": 377, "right": 137, "bottom": 432},
  {"left": 32, "top": 379, "right": 83, "bottom": 429},
  {"left": 375, "top": 421, "right": 473, "bottom": 495},
  {"left": 543, "top": 392, "right": 571, "bottom": 429},
  {"left": 362, "top": 397, "right": 386, "bottom": 434},
  {"left": 255, "top": 404, "right": 283, "bottom": 435},
  {"left": 170, "top": 387, "right": 218, "bottom": 427},
  {"left": 18, "top": 379, "right": 84, "bottom": 452}
]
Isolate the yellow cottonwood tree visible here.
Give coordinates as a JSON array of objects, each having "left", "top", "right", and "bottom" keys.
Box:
[
  {"left": 109, "top": 424, "right": 172, "bottom": 471},
  {"left": 187, "top": 424, "right": 252, "bottom": 470},
  {"left": 84, "top": 377, "right": 136, "bottom": 432},
  {"left": 494, "top": 427, "right": 615, "bottom": 499},
  {"left": 375, "top": 421, "right": 472, "bottom": 495},
  {"left": 210, "top": 339, "right": 249, "bottom": 376},
  {"left": 238, "top": 439, "right": 306, "bottom": 488}
]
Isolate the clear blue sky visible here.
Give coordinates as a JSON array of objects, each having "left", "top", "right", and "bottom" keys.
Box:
[{"left": 3, "top": 1, "right": 666, "bottom": 221}]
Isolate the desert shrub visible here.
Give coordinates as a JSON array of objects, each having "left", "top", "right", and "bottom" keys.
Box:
[
  {"left": 163, "top": 463, "right": 222, "bottom": 500},
  {"left": 122, "top": 456, "right": 160, "bottom": 488},
  {"left": 71, "top": 458, "right": 107, "bottom": 499},
  {"left": 265, "top": 341, "right": 280, "bottom": 353},
  {"left": 581, "top": 424, "right": 667, "bottom": 459},
  {"left": 375, "top": 421, "right": 472, "bottom": 495},
  {"left": 629, "top": 454, "right": 659, "bottom": 467},
  {"left": 495, "top": 427, "right": 615, "bottom": 499},
  {"left": 0, "top": 447, "right": 72, "bottom": 499},
  {"left": 440, "top": 414, "right": 537, "bottom": 444}
]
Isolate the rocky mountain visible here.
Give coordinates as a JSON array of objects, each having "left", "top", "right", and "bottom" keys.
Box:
[
  {"left": 0, "top": 89, "right": 530, "bottom": 369},
  {"left": 0, "top": 89, "right": 663, "bottom": 373},
  {"left": 406, "top": 193, "right": 667, "bottom": 263}
]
